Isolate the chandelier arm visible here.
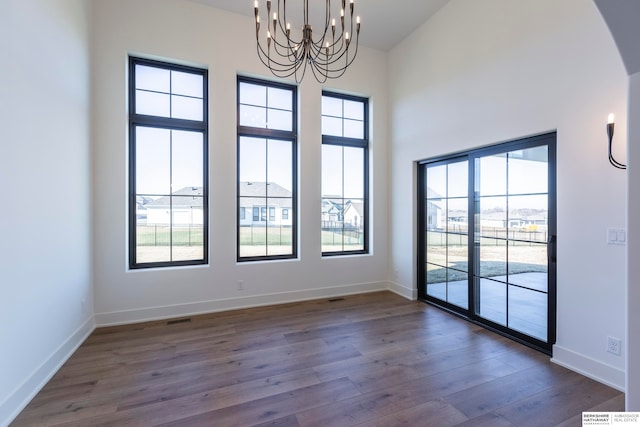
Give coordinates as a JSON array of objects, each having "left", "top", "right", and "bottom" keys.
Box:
[
  {"left": 319, "top": 0, "right": 331, "bottom": 41},
  {"left": 326, "top": 39, "right": 359, "bottom": 78},
  {"left": 293, "top": 53, "right": 309, "bottom": 84},
  {"left": 269, "top": 29, "right": 302, "bottom": 51},
  {"left": 310, "top": 62, "right": 329, "bottom": 84},
  {"left": 322, "top": 45, "right": 350, "bottom": 66},
  {"left": 270, "top": 37, "right": 296, "bottom": 58},
  {"left": 309, "top": 30, "right": 355, "bottom": 68},
  {"left": 257, "top": 47, "right": 304, "bottom": 79},
  {"left": 276, "top": 0, "right": 291, "bottom": 41},
  {"left": 309, "top": 42, "right": 348, "bottom": 69},
  {"left": 323, "top": 30, "right": 358, "bottom": 67},
  {"left": 256, "top": 39, "right": 302, "bottom": 71}
]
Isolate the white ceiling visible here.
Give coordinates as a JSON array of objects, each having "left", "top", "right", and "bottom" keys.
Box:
[{"left": 187, "top": 0, "right": 451, "bottom": 51}]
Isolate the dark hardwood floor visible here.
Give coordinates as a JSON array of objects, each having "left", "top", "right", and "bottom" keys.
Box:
[{"left": 12, "top": 291, "right": 623, "bottom": 426}]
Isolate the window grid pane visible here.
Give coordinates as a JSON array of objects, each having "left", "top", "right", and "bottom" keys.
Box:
[
  {"left": 321, "top": 93, "right": 368, "bottom": 256},
  {"left": 134, "top": 64, "right": 205, "bottom": 121},
  {"left": 237, "top": 77, "right": 297, "bottom": 261},
  {"left": 129, "top": 57, "right": 208, "bottom": 269}
]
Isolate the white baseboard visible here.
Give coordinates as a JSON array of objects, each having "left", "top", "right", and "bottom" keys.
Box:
[
  {"left": 552, "top": 344, "right": 625, "bottom": 392},
  {"left": 0, "top": 316, "right": 95, "bottom": 427},
  {"left": 387, "top": 281, "right": 417, "bottom": 300},
  {"left": 95, "top": 281, "right": 390, "bottom": 327}
]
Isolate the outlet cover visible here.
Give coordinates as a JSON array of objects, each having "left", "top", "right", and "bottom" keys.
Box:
[{"left": 607, "top": 336, "right": 622, "bottom": 356}]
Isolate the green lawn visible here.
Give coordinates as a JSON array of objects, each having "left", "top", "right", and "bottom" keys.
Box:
[
  {"left": 137, "top": 225, "right": 363, "bottom": 248},
  {"left": 136, "top": 225, "right": 203, "bottom": 246}
]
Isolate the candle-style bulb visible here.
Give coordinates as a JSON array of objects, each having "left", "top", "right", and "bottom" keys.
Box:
[{"left": 608, "top": 113, "right": 615, "bottom": 124}]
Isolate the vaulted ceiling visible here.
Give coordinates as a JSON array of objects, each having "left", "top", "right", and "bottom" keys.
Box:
[{"left": 594, "top": 0, "right": 640, "bottom": 75}]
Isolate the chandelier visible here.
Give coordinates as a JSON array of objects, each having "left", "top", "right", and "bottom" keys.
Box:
[{"left": 253, "top": 0, "right": 361, "bottom": 83}]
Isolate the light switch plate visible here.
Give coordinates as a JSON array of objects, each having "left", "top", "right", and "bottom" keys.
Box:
[{"left": 607, "top": 228, "right": 626, "bottom": 246}]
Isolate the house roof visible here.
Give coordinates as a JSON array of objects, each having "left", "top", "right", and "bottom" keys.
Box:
[
  {"left": 136, "top": 195, "right": 154, "bottom": 210},
  {"left": 239, "top": 182, "right": 292, "bottom": 198},
  {"left": 146, "top": 187, "right": 204, "bottom": 208},
  {"left": 238, "top": 182, "right": 292, "bottom": 208},
  {"left": 146, "top": 183, "right": 294, "bottom": 209},
  {"left": 322, "top": 198, "right": 344, "bottom": 213}
]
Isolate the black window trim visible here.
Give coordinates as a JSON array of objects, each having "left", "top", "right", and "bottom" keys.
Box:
[
  {"left": 321, "top": 90, "right": 369, "bottom": 257},
  {"left": 236, "top": 75, "right": 298, "bottom": 262},
  {"left": 128, "top": 56, "right": 209, "bottom": 269}
]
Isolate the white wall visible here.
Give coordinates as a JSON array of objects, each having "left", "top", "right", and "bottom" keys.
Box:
[
  {"left": 388, "top": 0, "right": 628, "bottom": 389},
  {"left": 91, "top": 0, "right": 390, "bottom": 325},
  {"left": 627, "top": 71, "right": 640, "bottom": 409},
  {"left": 0, "top": 0, "right": 93, "bottom": 425}
]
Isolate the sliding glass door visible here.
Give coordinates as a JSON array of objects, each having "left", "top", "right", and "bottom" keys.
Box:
[{"left": 418, "top": 133, "right": 556, "bottom": 353}]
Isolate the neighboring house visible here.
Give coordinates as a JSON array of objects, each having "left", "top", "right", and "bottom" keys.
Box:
[
  {"left": 321, "top": 198, "right": 366, "bottom": 231},
  {"left": 145, "top": 187, "right": 204, "bottom": 225},
  {"left": 135, "top": 195, "right": 154, "bottom": 222},
  {"left": 343, "top": 200, "right": 364, "bottom": 231},
  {"left": 238, "top": 182, "right": 293, "bottom": 227},
  {"left": 321, "top": 198, "right": 344, "bottom": 227},
  {"left": 425, "top": 186, "right": 444, "bottom": 230}
]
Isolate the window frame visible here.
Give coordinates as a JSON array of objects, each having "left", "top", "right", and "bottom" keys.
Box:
[
  {"left": 321, "top": 91, "right": 369, "bottom": 256},
  {"left": 128, "top": 56, "right": 209, "bottom": 269},
  {"left": 236, "top": 76, "right": 298, "bottom": 262},
  {"left": 416, "top": 132, "right": 557, "bottom": 354}
]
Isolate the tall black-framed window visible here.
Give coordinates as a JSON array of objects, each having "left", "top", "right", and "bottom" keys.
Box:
[
  {"left": 321, "top": 92, "right": 369, "bottom": 255},
  {"left": 237, "top": 76, "right": 297, "bottom": 261},
  {"left": 128, "top": 57, "right": 208, "bottom": 269},
  {"left": 417, "top": 133, "right": 557, "bottom": 354}
]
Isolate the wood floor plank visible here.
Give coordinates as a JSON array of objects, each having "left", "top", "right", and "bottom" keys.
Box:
[
  {"left": 494, "top": 375, "right": 622, "bottom": 427},
  {"left": 11, "top": 291, "right": 625, "bottom": 427},
  {"left": 295, "top": 356, "right": 520, "bottom": 427},
  {"left": 354, "top": 398, "right": 468, "bottom": 427},
  {"left": 443, "top": 362, "right": 580, "bottom": 419},
  {"left": 51, "top": 369, "right": 322, "bottom": 427},
  {"left": 454, "top": 412, "right": 515, "bottom": 427},
  {"left": 253, "top": 414, "right": 301, "bottom": 427},
  {"left": 553, "top": 393, "right": 626, "bottom": 427},
  {"left": 156, "top": 378, "right": 361, "bottom": 427}
]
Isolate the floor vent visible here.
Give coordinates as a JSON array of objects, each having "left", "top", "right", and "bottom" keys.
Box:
[
  {"left": 167, "top": 318, "right": 191, "bottom": 325},
  {"left": 328, "top": 298, "right": 345, "bottom": 302}
]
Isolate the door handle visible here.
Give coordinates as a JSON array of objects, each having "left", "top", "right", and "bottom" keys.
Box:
[{"left": 548, "top": 235, "right": 557, "bottom": 263}]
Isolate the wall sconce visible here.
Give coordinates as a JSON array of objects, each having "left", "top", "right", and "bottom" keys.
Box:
[{"left": 607, "top": 113, "right": 626, "bottom": 170}]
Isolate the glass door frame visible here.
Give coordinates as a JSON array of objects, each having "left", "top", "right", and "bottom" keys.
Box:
[{"left": 417, "top": 132, "right": 557, "bottom": 354}]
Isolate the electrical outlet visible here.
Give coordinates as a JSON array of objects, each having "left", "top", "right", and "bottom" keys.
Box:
[
  {"left": 237, "top": 280, "right": 244, "bottom": 291},
  {"left": 607, "top": 336, "right": 622, "bottom": 356}
]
